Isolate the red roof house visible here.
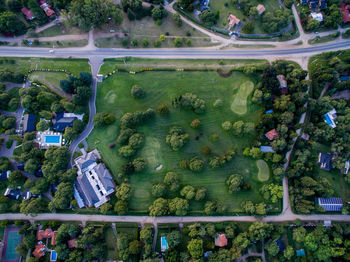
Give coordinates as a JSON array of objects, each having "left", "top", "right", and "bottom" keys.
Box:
[
  {"left": 32, "top": 243, "right": 46, "bottom": 259},
  {"left": 21, "top": 8, "right": 35, "bottom": 20},
  {"left": 341, "top": 3, "right": 350, "bottom": 23},
  {"left": 265, "top": 129, "right": 279, "bottom": 141},
  {"left": 214, "top": 234, "right": 228, "bottom": 247},
  {"left": 39, "top": 1, "right": 56, "bottom": 17},
  {"left": 37, "top": 228, "right": 58, "bottom": 246}
]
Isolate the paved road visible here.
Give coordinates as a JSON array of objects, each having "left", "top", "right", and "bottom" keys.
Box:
[
  {"left": 0, "top": 40, "right": 349, "bottom": 59},
  {"left": 68, "top": 56, "right": 104, "bottom": 166},
  {"left": 1, "top": 213, "right": 350, "bottom": 224}
]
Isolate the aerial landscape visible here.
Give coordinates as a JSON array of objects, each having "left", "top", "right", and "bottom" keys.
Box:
[{"left": 0, "top": 0, "right": 350, "bottom": 261}]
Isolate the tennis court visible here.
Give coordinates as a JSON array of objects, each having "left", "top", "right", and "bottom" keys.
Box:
[{"left": 2, "top": 226, "right": 22, "bottom": 262}]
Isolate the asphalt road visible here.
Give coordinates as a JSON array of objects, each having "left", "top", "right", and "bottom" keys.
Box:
[{"left": 0, "top": 40, "right": 349, "bottom": 59}]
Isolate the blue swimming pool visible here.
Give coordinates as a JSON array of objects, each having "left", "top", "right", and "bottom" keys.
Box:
[
  {"left": 51, "top": 250, "right": 57, "bottom": 261},
  {"left": 45, "top": 135, "right": 60, "bottom": 144}
]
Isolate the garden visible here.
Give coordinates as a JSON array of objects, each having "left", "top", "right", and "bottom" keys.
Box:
[{"left": 87, "top": 59, "right": 282, "bottom": 215}]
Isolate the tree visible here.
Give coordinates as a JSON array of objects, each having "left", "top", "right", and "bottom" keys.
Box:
[
  {"left": 242, "top": 21, "right": 254, "bottom": 33},
  {"left": 283, "top": 245, "right": 294, "bottom": 260},
  {"left": 180, "top": 185, "right": 196, "bottom": 200},
  {"left": 49, "top": 182, "right": 74, "bottom": 211},
  {"left": 324, "top": 4, "right": 342, "bottom": 29},
  {"left": 178, "top": 0, "right": 194, "bottom": 11},
  {"left": 114, "top": 200, "right": 128, "bottom": 215},
  {"left": 151, "top": 183, "right": 166, "bottom": 197},
  {"left": 100, "top": 203, "right": 112, "bottom": 214},
  {"left": 66, "top": 0, "right": 123, "bottom": 31},
  {"left": 195, "top": 187, "right": 207, "bottom": 201},
  {"left": 199, "top": 10, "right": 216, "bottom": 26},
  {"left": 36, "top": 120, "right": 49, "bottom": 131},
  {"left": 226, "top": 174, "right": 244, "bottom": 193},
  {"left": 0, "top": 11, "right": 26, "bottom": 35},
  {"left": 20, "top": 198, "right": 47, "bottom": 215},
  {"left": 190, "top": 119, "right": 200, "bottom": 129},
  {"left": 8, "top": 170, "right": 25, "bottom": 186},
  {"left": 201, "top": 146, "right": 211, "bottom": 156},
  {"left": 188, "top": 157, "right": 204, "bottom": 172},
  {"left": 169, "top": 197, "right": 189, "bottom": 215},
  {"left": 174, "top": 38, "right": 182, "bottom": 47},
  {"left": 248, "top": 222, "right": 273, "bottom": 241},
  {"left": 230, "top": 245, "right": 243, "bottom": 260},
  {"left": 151, "top": 7, "right": 167, "bottom": 21},
  {"left": 93, "top": 112, "right": 115, "bottom": 127},
  {"left": 164, "top": 172, "right": 180, "bottom": 191},
  {"left": 232, "top": 121, "right": 244, "bottom": 135},
  {"left": 128, "top": 240, "right": 142, "bottom": 255},
  {"left": 306, "top": 19, "right": 320, "bottom": 31},
  {"left": 132, "top": 157, "right": 147, "bottom": 172},
  {"left": 116, "top": 183, "right": 132, "bottom": 201},
  {"left": 140, "top": 225, "right": 153, "bottom": 244},
  {"left": 149, "top": 198, "right": 168, "bottom": 216},
  {"left": 142, "top": 38, "right": 149, "bottom": 47},
  {"left": 222, "top": 121, "right": 232, "bottom": 131},
  {"left": 241, "top": 201, "right": 255, "bottom": 214},
  {"left": 265, "top": 240, "right": 279, "bottom": 256},
  {"left": 167, "top": 230, "right": 181, "bottom": 248},
  {"left": 255, "top": 203, "right": 266, "bottom": 215},
  {"left": 131, "top": 85, "right": 146, "bottom": 98},
  {"left": 260, "top": 183, "right": 283, "bottom": 203},
  {"left": 187, "top": 239, "right": 203, "bottom": 259},
  {"left": 118, "top": 145, "right": 136, "bottom": 158},
  {"left": 293, "top": 226, "right": 306, "bottom": 242},
  {"left": 165, "top": 126, "right": 189, "bottom": 151},
  {"left": 6, "top": 0, "right": 21, "bottom": 11},
  {"left": 157, "top": 104, "right": 169, "bottom": 114},
  {"left": 173, "top": 13, "right": 182, "bottom": 27}
]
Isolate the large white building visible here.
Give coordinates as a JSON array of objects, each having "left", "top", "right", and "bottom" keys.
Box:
[{"left": 73, "top": 149, "right": 115, "bottom": 208}]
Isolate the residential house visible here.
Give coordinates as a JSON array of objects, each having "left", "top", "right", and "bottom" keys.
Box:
[
  {"left": 33, "top": 242, "right": 46, "bottom": 259},
  {"left": 316, "top": 197, "right": 343, "bottom": 211},
  {"left": 23, "top": 114, "right": 36, "bottom": 133},
  {"left": 276, "top": 75, "right": 288, "bottom": 94},
  {"left": 256, "top": 4, "right": 266, "bottom": 15},
  {"left": 21, "top": 8, "right": 35, "bottom": 20},
  {"left": 301, "top": 0, "right": 326, "bottom": 10},
  {"left": 37, "top": 228, "right": 58, "bottom": 246},
  {"left": 52, "top": 112, "right": 84, "bottom": 132},
  {"left": 341, "top": 3, "right": 350, "bottom": 23},
  {"left": 317, "top": 153, "right": 333, "bottom": 171},
  {"left": 4, "top": 188, "right": 21, "bottom": 200},
  {"left": 0, "top": 170, "right": 10, "bottom": 180},
  {"left": 39, "top": 1, "right": 55, "bottom": 17},
  {"left": 310, "top": 12, "right": 323, "bottom": 22},
  {"left": 214, "top": 234, "right": 228, "bottom": 247},
  {"left": 265, "top": 129, "right": 279, "bottom": 141},
  {"left": 339, "top": 75, "right": 350, "bottom": 82},
  {"left": 199, "top": 0, "right": 210, "bottom": 12},
  {"left": 228, "top": 14, "right": 240, "bottom": 28},
  {"left": 300, "top": 0, "right": 308, "bottom": 5},
  {"left": 74, "top": 149, "right": 116, "bottom": 208},
  {"left": 323, "top": 108, "right": 337, "bottom": 128},
  {"left": 275, "top": 239, "right": 285, "bottom": 252}
]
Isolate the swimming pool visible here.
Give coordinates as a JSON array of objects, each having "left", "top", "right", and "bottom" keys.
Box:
[
  {"left": 50, "top": 250, "right": 57, "bottom": 261},
  {"left": 45, "top": 135, "right": 61, "bottom": 144},
  {"left": 5, "top": 231, "right": 22, "bottom": 260}
]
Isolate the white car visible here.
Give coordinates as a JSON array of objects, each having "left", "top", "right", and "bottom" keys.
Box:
[{"left": 49, "top": 50, "right": 54, "bottom": 53}]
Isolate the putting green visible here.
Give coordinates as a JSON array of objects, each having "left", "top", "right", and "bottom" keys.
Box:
[
  {"left": 141, "top": 137, "right": 162, "bottom": 169},
  {"left": 231, "top": 81, "right": 254, "bottom": 115},
  {"left": 257, "top": 160, "right": 270, "bottom": 182},
  {"left": 104, "top": 90, "right": 117, "bottom": 104}
]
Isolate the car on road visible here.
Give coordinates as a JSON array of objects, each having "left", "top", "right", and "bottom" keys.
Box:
[{"left": 49, "top": 50, "right": 54, "bottom": 53}]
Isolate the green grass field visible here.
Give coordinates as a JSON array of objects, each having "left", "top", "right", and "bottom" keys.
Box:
[
  {"left": 28, "top": 71, "right": 69, "bottom": 90},
  {"left": 0, "top": 57, "right": 90, "bottom": 75},
  {"left": 104, "top": 227, "right": 118, "bottom": 260},
  {"left": 88, "top": 66, "right": 277, "bottom": 214},
  {"left": 257, "top": 159, "right": 270, "bottom": 182},
  {"left": 231, "top": 81, "right": 254, "bottom": 115}
]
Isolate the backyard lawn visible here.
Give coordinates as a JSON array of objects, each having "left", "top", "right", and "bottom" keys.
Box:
[
  {"left": 28, "top": 71, "right": 69, "bottom": 90},
  {"left": 87, "top": 62, "right": 279, "bottom": 215}
]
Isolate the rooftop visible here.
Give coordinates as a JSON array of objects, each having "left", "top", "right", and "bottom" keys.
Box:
[
  {"left": 318, "top": 153, "right": 333, "bottom": 171},
  {"left": 215, "top": 234, "right": 228, "bottom": 247},
  {"left": 265, "top": 129, "right": 279, "bottom": 141},
  {"left": 323, "top": 109, "right": 337, "bottom": 128},
  {"left": 317, "top": 197, "right": 343, "bottom": 212},
  {"left": 256, "top": 4, "right": 266, "bottom": 15},
  {"left": 23, "top": 114, "right": 36, "bottom": 133}
]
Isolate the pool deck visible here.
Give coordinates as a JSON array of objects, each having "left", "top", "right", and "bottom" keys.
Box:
[{"left": 1, "top": 226, "right": 22, "bottom": 262}]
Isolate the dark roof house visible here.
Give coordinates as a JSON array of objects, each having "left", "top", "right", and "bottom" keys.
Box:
[
  {"left": 23, "top": 114, "right": 36, "bottom": 133},
  {"left": 316, "top": 197, "right": 343, "bottom": 211},
  {"left": 52, "top": 112, "right": 75, "bottom": 132},
  {"left": 74, "top": 149, "right": 116, "bottom": 208},
  {"left": 4, "top": 188, "right": 21, "bottom": 200},
  {"left": 0, "top": 170, "right": 10, "bottom": 180},
  {"left": 317, "top": 153, "right": 333, "bottom": 171}
]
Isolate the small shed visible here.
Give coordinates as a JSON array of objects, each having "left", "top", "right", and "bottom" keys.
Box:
[
  {"left": 215, "top": 234, "right": 228, "bottom": 247},
  {"left": 265, "top": 129, "right": 279, "bottom": 141}
]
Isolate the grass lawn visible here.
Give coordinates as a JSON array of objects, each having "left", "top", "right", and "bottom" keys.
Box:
[
  {"left": 37, "top": 25, "right": 83, "bottom": 37},
  {"left": 206, "top": 0, "right": 281, "bottom": 31},
  {"left": 28, "top": 71, "right": 69, "bottom": 90},
  {"left": 104, "top": 227, "right": 118, "bottom": 260},
  {"left": 96, "top": 12, "right": 210, "bottom": 48},
  {"left": 99, "top": 57, "right": 269, "bottom": 75},
  {"left": 257, "top": 159, "right": 270, "bottom": 182},
  {"left": 0, "top": 57, "right": 90, "bottom": 75},
  {"left": 25, "top": 39, "right": 88, "bottom": 48},
  {"left": 308, "top": 33, "right": 340, "bottom": 45},
  {"left": 230, "top": 80, "right": 254, "bottom": 115},
  {"left": 87, "top": 64, "right": 278, "bottom": 215},
  {"left": 312, "top": 142, "right": 350, "bottom": 201}
]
